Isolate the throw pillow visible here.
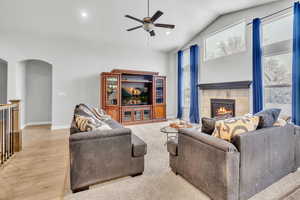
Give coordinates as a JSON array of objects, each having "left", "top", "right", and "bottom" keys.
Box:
[
  {"left": 254, "top": 108, "right": 281, "bottom": 129},
  {"left": 75, "top": 115, "right": 111, "bottom": 132},
  {"left": 273, "top": 118, "right": 287, "bottom": 127},
  {"left": 91, "top": 107, "right": 111, "bottom": 121},
  {"left": 73, "top": 104, "right": 112, "bottom": 132},
  {"left": 212, "top": 115, "right": 260, "bottom": 142},
  {"left": 201, "top": 117, "right": 216, "bottom": 135}
]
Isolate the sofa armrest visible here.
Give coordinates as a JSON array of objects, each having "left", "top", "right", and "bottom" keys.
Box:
[
  {"left": 178, "top": 128, "right": 240, "bottom": 200},
  {"left": 69, "top": 128, "right": 131, "bottom": 142},
  {"left": 232, "top": 124, "right": 296, "bottom": 200},
  {"left": 69, "top": 128, "right": 132, "bottom": 190},
  {"left": 179, "top": 128, "right": 238, "bottom": 152}
]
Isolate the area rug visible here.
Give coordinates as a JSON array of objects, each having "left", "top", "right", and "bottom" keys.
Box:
[{"left": 64, "top": 122, "right": 300, "bottom": 200}]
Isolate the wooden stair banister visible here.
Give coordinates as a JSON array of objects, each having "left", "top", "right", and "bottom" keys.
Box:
[
  {"left": 9, "top": 100, "right": 22, "bottom": 152},
  {"left": 0, "top": 100, "right": 22, "bottom": 167}
]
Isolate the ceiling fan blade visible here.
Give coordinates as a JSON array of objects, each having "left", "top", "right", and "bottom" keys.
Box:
[
  {"left": 154, "top": 23, "right": 175, "bottom": 29},
  {"left": 127, "top": 25, "right": 143, "bottom": 31},
  {"left": 151, "top": 11, "right": 163, "bottom": 22},
  {"left": 125, "top": 15, "right": 144, "bottom": 23},
  {"left": 149, "top": 30, "right": 155, "bottom": 37}
]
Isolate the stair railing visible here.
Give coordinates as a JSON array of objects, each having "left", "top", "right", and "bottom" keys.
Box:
[{"left": 0, "top": 100, "right": 21, "bottom": 166}]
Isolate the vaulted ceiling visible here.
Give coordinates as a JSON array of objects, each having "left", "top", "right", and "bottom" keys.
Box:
[{"left": 0, "top": 0, "right": 279, "bottom": 52}]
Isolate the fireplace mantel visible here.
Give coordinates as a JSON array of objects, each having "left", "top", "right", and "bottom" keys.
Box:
[{"left": 198, "top": 81, "right": 252, "bottom": 90}]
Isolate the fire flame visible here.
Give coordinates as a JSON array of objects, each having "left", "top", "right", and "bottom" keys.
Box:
[{"left": 217, "top": 107, "right": 232, "bottom": 115}]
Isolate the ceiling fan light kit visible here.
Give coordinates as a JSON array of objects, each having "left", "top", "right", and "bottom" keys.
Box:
[{"left": 125, "top": 0, "right": 175, "bottom": 37}]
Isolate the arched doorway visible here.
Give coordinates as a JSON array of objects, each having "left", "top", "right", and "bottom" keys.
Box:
[
  {"left": 0, "top": 59, "right": 8, "bottom": 104},
  {"left": 17, "top": 59, "right": 52, "bottom": 127}
]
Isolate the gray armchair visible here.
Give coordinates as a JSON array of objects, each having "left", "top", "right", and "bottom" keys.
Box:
[
  {"left": 168, "top": 124, "right": 298, "bottom": 200},
  {"left": 69, "top": 126, "right": 147, "bottom": 193}
]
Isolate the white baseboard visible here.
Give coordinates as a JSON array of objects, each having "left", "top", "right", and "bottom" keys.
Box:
[
  {"left": 21, "top": 124, "right": 26, "bottom": 130},
  {"left": 51, "top": 125, "right": 70, "bottom": 130},
  {"left": 26, "top": 121, "right": 51, "bottom": 126},
  {"left": 21, "top": 121, "right": 51, "bottom": 129},
  {"left": 167, "top": 115, "right": 177, "bottom": 120}
]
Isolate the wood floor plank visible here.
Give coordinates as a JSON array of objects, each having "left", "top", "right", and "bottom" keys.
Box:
[{"left": 0, "top": 125, "right": 69, "bottom": 200}]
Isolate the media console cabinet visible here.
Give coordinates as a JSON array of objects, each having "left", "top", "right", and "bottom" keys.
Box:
[{"left": 100, "top": 69, "right": 166, "bottom": 125}]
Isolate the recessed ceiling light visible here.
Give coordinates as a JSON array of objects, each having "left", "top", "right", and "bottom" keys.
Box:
[
  {"left": 166, "top": 31, "right": 171, "bottom": 35},
  {"left": 80, "top": 11, "right": 88, "bottom": 18}
]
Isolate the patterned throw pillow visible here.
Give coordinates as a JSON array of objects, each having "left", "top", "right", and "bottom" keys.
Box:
[
  {"left": 212, "top": 115, "right": 260, "bottom": 142},
  {"left": 90, "top": 107, "right": 111, "bottom": 121},
  {"left": 273, "top": 118, "right": 287, "bottom": 127},
  {"left": 273, "top": 115, "right": 291, "bottom": 127},
  {"left": 75, "top": 114, "right": 111, "bottom": 132},
  {"left": 72, "top": 104, "right": 112, "bottom": 132}
]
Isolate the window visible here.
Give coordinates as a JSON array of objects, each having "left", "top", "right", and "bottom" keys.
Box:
[
  {"left": 263, "top": 15, "right": 293, "bottom": 46},
  {"left": 183, "top": 50, "right": 190, "bottom": 121},
  {"left": 205, "top": 21, "right": 246, "bottom": 61},
  {"left": 262, "top": 14, "right": 293, "bottom": 116}
]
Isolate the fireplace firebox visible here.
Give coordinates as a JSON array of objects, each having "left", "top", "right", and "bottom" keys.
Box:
[{"left": 211, "top": 99, "right": 235, "bottom": 119}]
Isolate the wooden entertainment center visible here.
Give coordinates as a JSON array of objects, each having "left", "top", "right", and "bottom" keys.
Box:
[{"left": 100, "top": 69, "right": 166, "bottom": 125}]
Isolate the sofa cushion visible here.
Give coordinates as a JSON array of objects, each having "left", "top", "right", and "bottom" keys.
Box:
[
  {"left": 254, "top": 108, "right": 281, "bottom": 129},
  {"left": 212, "top": 115, "right": 260, "bottom": 142},
  {"left": 104, "top": 119, "right": 123, "bottom": 129},
  {"left": 167, "top": 138, "right": 178, "bottom": 156},
  {"left": 132, "top": 134, "right": 147, "bottom": 157},
  {"left": 201, "top": 117, "right": 216, "bottom": 135}
]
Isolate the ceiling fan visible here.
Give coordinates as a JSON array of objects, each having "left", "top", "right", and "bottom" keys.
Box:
[{"left": 125, "top": 0, "right": 175, "bottom": 37}]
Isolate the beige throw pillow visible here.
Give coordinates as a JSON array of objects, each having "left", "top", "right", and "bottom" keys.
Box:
[{"left": 212, "top": 115, "right": 260, "bottom": 142}]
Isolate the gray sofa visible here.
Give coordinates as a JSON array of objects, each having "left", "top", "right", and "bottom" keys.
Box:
[
  {"left": 69, "top": 119, "right": 147, "bottom": 193},
  {"left": 168, "top": 124, "right": 300, "bottom": 200}
]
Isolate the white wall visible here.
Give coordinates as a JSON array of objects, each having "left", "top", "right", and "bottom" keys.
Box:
[
  {"left": 0, "top": 33, "right": 169, "bottom": 129},
  {"left": 186, "top": 0, "right": 293, "bottom": 83},
  {"left": 0, "top": 59, "right": 8, "bottom": 104},
  {"left": 15, "top": 61, "right": 26, "bottom": 128},
  {"left": 25, "top": 60, "right": 52, "bottom": 125},
  {"left": 166, "top": 0, "right": 294, "bottom": 117}
]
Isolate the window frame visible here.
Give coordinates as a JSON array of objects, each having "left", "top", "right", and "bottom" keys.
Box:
[
  {"left": 182, "top": 49, "right": 191, "bottom": 121},
  {"left": 262, "top": 12, "right": 293, "bottom": 57},
  {"left": 261, "top": 12, "right": 293, "bottom": 115},
  {"left": 204, "top": 19, "right": 247, "bottom": 62}
]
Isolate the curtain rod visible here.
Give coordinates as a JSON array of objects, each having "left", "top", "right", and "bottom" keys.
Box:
[
  {"left": 246, "top": 5, "right": 293, "bottom": 25},
  {"left": 180, "top": 4, "right": 294, "bottom": 52}
]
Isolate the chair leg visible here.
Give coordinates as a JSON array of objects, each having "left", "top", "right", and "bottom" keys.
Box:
[
  {"left": 131, "top": 172, "right": 143, "bottom": 177},
  {"left": 72, "top": 186, "right": 89, "bottom": 193}
]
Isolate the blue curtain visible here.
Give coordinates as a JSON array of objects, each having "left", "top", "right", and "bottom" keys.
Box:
[
  {"left": 252, "top": 18, "right": 263, "bottom": 114},
  {"left": 293, "top": 2, "right": 300, "bottom": 125},
  {"left": 189, "top": 45, "right": 200, "bottom": 123},
  {"left": 177, "top": 50, "right": 184, "bottom": 119}
]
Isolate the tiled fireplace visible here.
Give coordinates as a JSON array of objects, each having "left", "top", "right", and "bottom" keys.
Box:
[
  {"left": 198, "top": 81, "right": 252, "bottom": 119},
  {"left": 211, "top": 99, "right": 235, "bottom": 119}
]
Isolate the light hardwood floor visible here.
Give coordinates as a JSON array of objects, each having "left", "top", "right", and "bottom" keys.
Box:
[{"left": 0, "top": 125, "right": 69, "bottom": 200}]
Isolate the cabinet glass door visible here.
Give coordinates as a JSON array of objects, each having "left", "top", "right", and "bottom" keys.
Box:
[
  {"left": 134, "top": 110, "right": 142, "bottom": 121},
  {"left": 123, "top": 111, "right": 132, "bottom": 121},
  {"left": 143, "top": 109, "right": 151, "bottom": 120},
  {"left": 155, "top": 78, "right": 164, "bottom": 104},
  {"left": 106, "top": 76, "right": 119, "bottom": 106}
]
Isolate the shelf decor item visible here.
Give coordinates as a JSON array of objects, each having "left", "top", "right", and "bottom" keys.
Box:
[{"left": 101, "top": 69, "right": 166, "bottom": 125}]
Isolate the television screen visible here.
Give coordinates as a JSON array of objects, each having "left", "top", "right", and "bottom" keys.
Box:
[{"left": 122, "top": 83, "right": 151, "bottom": 106}]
